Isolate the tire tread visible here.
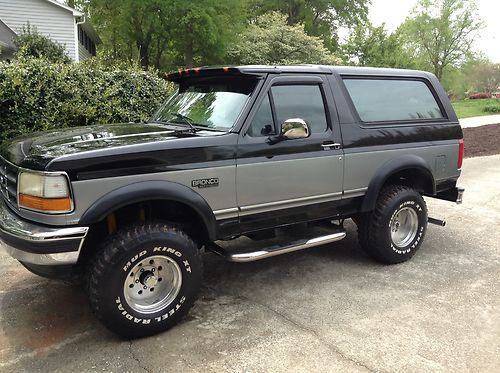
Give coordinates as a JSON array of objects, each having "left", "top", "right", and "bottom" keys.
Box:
[
  {"left": 86, "top": 221, "right": 202, "bottom": 337},
  {"left": 358, "top": 184, "right": 427, "bottom": 264}
]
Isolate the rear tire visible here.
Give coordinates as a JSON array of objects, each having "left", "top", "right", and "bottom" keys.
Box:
[
  {"left": 87, "top": 222, "right": 202, "bottom": 338},
  {"left": 358, "top": 185, "right": 428, "bottom": 264}
]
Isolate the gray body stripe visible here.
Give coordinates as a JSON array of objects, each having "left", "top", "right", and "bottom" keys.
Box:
[
  {"left": 239, "top": 192, "right": 343, "bottom": 215},
  {"left": 214, "top": 188, "right": 368, "bottom": 220}
]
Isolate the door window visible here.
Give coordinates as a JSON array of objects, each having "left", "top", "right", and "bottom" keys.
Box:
[{"left": 271, "top": 85, "right": 328, "bottom": 133}]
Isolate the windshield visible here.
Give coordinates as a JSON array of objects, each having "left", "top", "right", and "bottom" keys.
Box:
[{"left": 152, "top": 76, "right": 257, "bottom": 130}]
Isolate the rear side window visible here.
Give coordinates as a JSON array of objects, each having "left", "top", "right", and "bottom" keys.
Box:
[{"left": 343, "top": 78, "right": 444, "bottom": 122}]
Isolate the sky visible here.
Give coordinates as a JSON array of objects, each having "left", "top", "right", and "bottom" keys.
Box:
[{"left": 369, "top": 0, "right": 500, "bottom": 63}]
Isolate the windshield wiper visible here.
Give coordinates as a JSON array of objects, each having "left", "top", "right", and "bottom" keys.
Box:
[
  {"left": 150, "top": 114, "right": 223, "bottom": 132},
  {"left": 169, "top": 113, "right": 197, "bottom": 133}
]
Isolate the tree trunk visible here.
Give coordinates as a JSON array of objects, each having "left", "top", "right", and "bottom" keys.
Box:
[
  {"left": 138, "top": 42, "right": 149, "bottom": 70},
  {"left": 154, "top": 36, "right": 163, "bottom": 70},
  {"left": 111, "top": 29, "right": 117, "bottom": 60},
  {"left": 184, "top": 39, "right": 194, "bottom": 69},
  {"left": 436, "top": 64, "right": 444, "bottom": 81}
]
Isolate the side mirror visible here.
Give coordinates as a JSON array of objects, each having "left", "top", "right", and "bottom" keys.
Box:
[
  {"left": 280, "top": 118, "right": 310, "bottom": 140},
  {"left": 267, "top": 118, "right": 311, "bottom": 145}
]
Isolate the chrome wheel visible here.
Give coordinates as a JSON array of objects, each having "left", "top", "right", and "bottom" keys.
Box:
[
  {"left": 390, "top": 207, "right": 419, "bottom": 248},
  {"left": 123, "top": 255, "right": 182, "bottom": 314}
]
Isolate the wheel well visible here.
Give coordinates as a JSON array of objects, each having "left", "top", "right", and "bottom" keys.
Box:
[
  {"left": 361, "top": 166, "right": 435, "bottom": 213},
  {"left": 384, "top": 168, "right": 434, "bottom": 195},
  {"left": 79, "top": 200, "right": 208, "bottom": 263}
]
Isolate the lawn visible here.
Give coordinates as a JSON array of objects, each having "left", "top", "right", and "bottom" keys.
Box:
[{"left": 451, "top": 98, "right": 500, "bottom": 119}]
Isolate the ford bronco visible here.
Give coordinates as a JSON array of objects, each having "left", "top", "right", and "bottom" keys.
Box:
[{"left": 0, "top": 65, "right": 464, "bottom": 338}]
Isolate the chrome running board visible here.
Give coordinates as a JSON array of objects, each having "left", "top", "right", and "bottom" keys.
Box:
[{"left": 210, "top": 231, "right": 346, "bottom": 263}]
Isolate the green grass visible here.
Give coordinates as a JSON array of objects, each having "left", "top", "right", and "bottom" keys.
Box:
[{"left": 451, "top": 99, "right": 500, "bottom": 119}]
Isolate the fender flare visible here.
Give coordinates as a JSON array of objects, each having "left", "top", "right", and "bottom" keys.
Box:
[
  {"left": 79, "top": 180, "right": 217, "bottom": 241},
  {"left": 360, "top": 155, "right": 436, "bottom": 212}
]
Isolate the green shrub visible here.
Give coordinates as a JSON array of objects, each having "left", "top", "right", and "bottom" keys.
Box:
[
  {"left": 0, "top": 58, "right": 173, "bottom": 141},
  {"left": 14, "top": 25, "right": 71, "bottom": 63},
  {"left": 483, "top": 103, "right": 500, "bottom": 113}
]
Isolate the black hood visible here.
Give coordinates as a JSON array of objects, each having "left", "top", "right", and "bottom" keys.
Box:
[{"left": 0, "top": 123, "right": 230, "bottom": 174}]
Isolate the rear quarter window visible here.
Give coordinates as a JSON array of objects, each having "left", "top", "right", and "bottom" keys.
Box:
[{"left": 343, "top": 78, "right": 445, "bottom": 123}]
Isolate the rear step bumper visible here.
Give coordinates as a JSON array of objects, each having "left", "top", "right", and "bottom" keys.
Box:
[
  {"left": 434, "top": 186, "right": 464, "bottom": 204},
  {"left": 428, "top": 217, "right": 446, "bottom": 226},
  {"left": 210, "top": 231, "right": 346, "bottom": 263}
]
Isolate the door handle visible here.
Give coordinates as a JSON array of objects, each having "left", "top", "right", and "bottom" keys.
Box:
[{"left": 321, "top": 142, "right": 342, "bottom": 150}]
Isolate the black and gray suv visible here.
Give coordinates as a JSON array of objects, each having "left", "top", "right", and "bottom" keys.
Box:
[{"left": 0, "top": 65, "right": 464, "bottom": 338}]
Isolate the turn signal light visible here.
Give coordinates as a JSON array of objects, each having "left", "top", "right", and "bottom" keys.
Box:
[{"left": 19, "top": 194, "right": 72, "bottom": 213}]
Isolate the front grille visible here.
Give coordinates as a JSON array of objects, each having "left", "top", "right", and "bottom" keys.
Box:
[{"left": 0, "top": 156, "right": 19, "bottom": 206}]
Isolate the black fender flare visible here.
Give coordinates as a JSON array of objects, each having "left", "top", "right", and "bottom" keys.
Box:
[
  {"left": 360, "top": 155, "right": 436, "bottom": 212},
  {"left": 79, "top": 180, "right": 217, "bottom": 241}
]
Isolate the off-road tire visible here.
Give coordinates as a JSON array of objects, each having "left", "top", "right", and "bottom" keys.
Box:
[
  {"left": 87, "top": 222, "right": 203, "bottom": 338},
  {"left": 358, "top": 185, "right": 428, "bottom": 264}
]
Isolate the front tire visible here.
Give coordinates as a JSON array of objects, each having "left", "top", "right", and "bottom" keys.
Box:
[
  {"left": 87, "top": 222, "right": 203, "bottom": 338},
  {"left": 358, "top": 185, "right": 428, "bottom": 264}
]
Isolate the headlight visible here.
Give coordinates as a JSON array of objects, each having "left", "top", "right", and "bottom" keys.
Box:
[{"left": 18, "top": 172, "right": 73, "bottom": 213}]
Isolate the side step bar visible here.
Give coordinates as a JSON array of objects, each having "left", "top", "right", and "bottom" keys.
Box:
[{"left": 210, "top": 231, "right": 346, "bottom": 263}]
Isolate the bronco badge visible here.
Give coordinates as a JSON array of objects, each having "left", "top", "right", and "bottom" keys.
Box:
[{"left": 191, "top": 177, "right": 219, "bottom": 188}]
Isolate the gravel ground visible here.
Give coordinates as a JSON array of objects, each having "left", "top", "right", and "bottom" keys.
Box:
[{"left": 463, "top": 124, "right": 500, "bottom": 158}]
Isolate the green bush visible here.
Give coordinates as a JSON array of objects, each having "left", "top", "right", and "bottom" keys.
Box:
[
  {"left": 483, "top": 103, "right": 500, "bottom": 113},
  {"left": 0, "top": 58, "right": 173, "bottom": 141}
]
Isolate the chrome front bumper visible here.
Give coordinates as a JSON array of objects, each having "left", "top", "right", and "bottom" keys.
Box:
[{"left": 0, "top": 199, "right": 89, "bottom": 265}]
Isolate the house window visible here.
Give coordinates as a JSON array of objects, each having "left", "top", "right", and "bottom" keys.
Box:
[{"left": 78, "top": 25, "right": 96, "bottom": 56}]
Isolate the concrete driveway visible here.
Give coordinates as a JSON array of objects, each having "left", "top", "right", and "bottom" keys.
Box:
[
  {"left": 1, "top": 155, "right": 499, "bottom": 373},
  {"left": 459, "top": 114, "right": 500, "bottom": 128}
]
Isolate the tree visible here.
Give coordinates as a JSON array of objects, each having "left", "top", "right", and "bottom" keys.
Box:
[
  {"left": 437, "top": 54, "right": 480, "bottom": 98},
  {"left": 229, "top": 12, "right": 340, "bottom": 65},
  {"left": 341, "top": 22, "right": 417, "bottom": 69},
  {"left": 401, "top": 0, "right": 482, "bottom": 80},
  {"left": 169, "top": 0, "right": 246, "bottom": 69},
  {"left": 249, "top": 0, "right": 369, "bottom": 51},
  {"left": 13, "top": 25, "right": 71, "bottom": 63},
  {"left": 82, "top": 0, "right": 245, "bottom": 70},
  {"left": 469, "top": 63, "right": 500, "bottom": 93},
  {"left": 84, "top": 0, "right": 170, "bottom": 70}
]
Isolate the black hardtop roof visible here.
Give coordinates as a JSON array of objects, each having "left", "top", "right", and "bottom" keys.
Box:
[{"left": 165, "top": 65, "right": 433, "bottom": 81}]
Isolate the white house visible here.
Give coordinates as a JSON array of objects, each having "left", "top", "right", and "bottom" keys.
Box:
[{"left": 0, "top": 0, "right": 100, "bottom": 61}]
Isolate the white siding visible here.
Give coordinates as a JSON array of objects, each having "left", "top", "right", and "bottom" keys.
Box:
[{"left": 0, "top": 0, "right": 76, "bottom": 60}]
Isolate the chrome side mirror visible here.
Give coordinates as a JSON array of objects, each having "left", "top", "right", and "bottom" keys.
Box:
[{"left": 280, "top": 118, "right": 310, "bottom": 140}]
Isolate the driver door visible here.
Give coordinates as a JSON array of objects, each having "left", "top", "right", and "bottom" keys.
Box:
[{"left": 236, "top": 75, "right": 344, "bottom": 232}]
